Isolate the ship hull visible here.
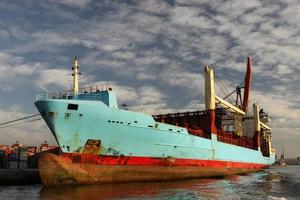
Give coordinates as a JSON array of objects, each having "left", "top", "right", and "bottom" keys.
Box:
[{"left": 39, "top": 153, "right": 268, "bottom": 186}]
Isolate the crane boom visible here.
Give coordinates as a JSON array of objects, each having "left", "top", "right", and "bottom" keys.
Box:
[{"left": 242, "top": 57, "right": 252, "bottom": 113}]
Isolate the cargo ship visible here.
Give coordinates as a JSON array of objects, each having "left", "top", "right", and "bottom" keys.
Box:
[{"left": 35, "top": 57, "right": 275, "bottom": 186}]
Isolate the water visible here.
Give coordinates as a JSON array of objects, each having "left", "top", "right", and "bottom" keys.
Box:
[{"left": 0, "top": 165, "right": 299, "bottom": 200}]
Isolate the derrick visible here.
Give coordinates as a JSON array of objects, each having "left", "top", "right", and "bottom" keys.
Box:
[{"left": 154, "top": 57, "right": 274, "bottom": 156}]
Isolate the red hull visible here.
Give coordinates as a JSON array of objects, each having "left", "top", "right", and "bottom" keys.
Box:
[{"left": 39, "top": 153, "right": 268, "bottom": 186}]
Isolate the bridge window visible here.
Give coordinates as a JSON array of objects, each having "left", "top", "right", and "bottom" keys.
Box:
[{"left": 67, "top": 104, "right": 78, "bottom": 110}]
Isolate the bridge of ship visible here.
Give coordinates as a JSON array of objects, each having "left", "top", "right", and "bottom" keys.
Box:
[
  {"left": 36, "top": 84, "right": 112, "bottom": 101},
  {"left": 36, "top": 84, "right": 119, "bottom": 109}
]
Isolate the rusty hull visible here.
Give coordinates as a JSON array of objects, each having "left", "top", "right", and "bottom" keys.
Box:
[{"left": 38, "top": 153, "right": 265, "bottom": 186}]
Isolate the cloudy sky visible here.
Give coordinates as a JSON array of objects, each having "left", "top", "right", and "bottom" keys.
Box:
[{"left": 0, "top": 0, "right": 299, "bottom": 158}]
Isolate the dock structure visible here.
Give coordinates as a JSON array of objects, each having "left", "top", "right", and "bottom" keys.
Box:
[
  {"left": 0, "top": 144, "right": 59, "bottom": 185},
  {"left": 0, "top": 169, "right": 40, "bottom": 185}
]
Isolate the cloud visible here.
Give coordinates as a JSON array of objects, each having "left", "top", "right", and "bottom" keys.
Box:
[
  {"left": 0, "top": 53, "right": 42, "bottom": 91},
  {"left": 251, "top": 90, "right": 300, "bottom": 154},
  {"left": 92, "top": 81, "right": 169, "bottom": 114},
  {"left": 216, "top": 0, "right": 262, "bottom": 16},
  {"left": 0, "top": 0, "right": 299, "bottom": 157},
  {"left": 0, "top": 52, "right": 87, "bottom": 92},
  {"left": 0, "top": 106, "right": 56, "bottom": 146},
  {"left": 109, "top": 83, "right": 139, "bottom": 103},
  {"left": 159, "top": 63, "right": 204, "bottom": 95},
  {"left": 280, "top": 1, "right": 300, "bottom": 26},
  {"left": 36, "top": 69, "right": 72, "bottom": 91},
  {"left": 112, "top": 51, "right": 136, "bottom": 60},
  {"left": 49, "top": 0, "right": 92, "bottom": 8},
  {"left": 252, "top": 91, "right": 300, "bottom": 126},
  {"left": 137, "top": 0, "right": 172, "bottom": 15},
  {"left": 276, "top": 64, "right": 294, "bottom": 75},
  {"left": 170, "top": 6, "right": 217, "bottom": 29}
]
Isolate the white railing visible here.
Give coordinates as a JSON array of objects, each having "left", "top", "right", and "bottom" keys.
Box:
[{"left": 36, "top": 84, "right": 112, "bottom": 101}]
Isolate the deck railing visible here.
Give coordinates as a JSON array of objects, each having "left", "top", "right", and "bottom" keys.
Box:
[
  {"left": 36, "top": 84, "right": 111, "bottom": 101},
  {"left": 216, "top": 129, "right": 256, "bottom": 150}
]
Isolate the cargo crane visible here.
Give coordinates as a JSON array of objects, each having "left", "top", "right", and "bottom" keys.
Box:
[{"left": 206, "top": 57, "right": 273, "bottom": 156}]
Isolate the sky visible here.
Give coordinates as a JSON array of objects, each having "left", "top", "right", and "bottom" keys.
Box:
[{"left": 0, "top": 0, "right": 299, "bottom": 158}]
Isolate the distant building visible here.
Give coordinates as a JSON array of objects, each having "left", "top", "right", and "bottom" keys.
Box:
[{"left": 278, "top": 150, "right": 286, "bottom": 166}]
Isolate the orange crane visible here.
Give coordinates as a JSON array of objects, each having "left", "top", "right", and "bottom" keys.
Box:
[{"left": 242, "top": 57, "right": 252, "bottom": 113}]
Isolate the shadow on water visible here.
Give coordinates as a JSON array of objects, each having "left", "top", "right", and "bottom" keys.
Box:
[{"left": 39, "top": 173, "right": 273, "bottom": 200}]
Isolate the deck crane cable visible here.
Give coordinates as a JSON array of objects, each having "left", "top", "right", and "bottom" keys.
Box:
[
  {"left": 0, "top": 117, "right": 42, "bottom": 129},
  {"left": 215, "top": 78, "right": 226, "bottom": 97},
  {"left": 25, "top": 118, "right": 43, "bottom": 123},
  {"left": 214, "top": 74, "right": 235, "bottom": 104},
  {"left": 214, "top": 75, "right": 227, "bottom": 97},
  {"left": 0, "top": 118, "right": 42, "bottom": 129},
  {"left": 0, "top": 113, "right": 40, "bottom": 126},
  {"left": 214, "top": 74, "right": 230, "bottom": 96},
  {"left": 219, "top": 79, "right": 237, "bottom": 103}
]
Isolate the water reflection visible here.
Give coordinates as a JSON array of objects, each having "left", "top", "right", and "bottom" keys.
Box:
[
  {"left": 265, "top": 166, "right": 300, "bottom": 199},
  {"left": 39, "top": 173, "right": 272, "bottom": 200},
  {"left": 40, "top": 178, "right": 220, "bottom": 200},
  {"left": 3, "top": 167, "right": 299, "bottom": 200}
]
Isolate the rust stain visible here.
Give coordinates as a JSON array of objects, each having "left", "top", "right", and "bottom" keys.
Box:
[
  {"left": 82, "top": 139, "right": 101, "bottom": 155},
  {"left": 38, "top": 153, "right": 267, "bottom": 186}
]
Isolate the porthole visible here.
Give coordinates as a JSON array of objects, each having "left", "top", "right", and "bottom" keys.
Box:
[{"left": 65, "top": 113, "right": 71, "bottom": 119}]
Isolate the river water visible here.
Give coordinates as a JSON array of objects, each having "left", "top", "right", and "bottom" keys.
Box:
[{"left": 0, "top": 165, "right": 299, "bottom": 200}]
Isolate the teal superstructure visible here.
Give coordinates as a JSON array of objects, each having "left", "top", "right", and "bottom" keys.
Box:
[{"left": 35, "top": 88, "right": 275, "bottom": 165}]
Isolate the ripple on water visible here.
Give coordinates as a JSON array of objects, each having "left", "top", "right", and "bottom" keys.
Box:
[{"left": 0, "top": 166, "right": 299, "bottom": 200}]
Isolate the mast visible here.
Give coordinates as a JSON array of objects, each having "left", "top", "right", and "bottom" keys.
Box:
[
  {"left": 72, "top": 56, "right": 80, "bottom": 95},
  {"left": 242, "top": 57, "right": 252, "bottom": 113},
  {"left": 253, "top": 103, "right": 261, "bottom": 149},
  {"left": 204, "top": 65, "right": 216, "bottom": 110},
  {"left": 204, "top": 65, "right": 217, "bottom": 134}
]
